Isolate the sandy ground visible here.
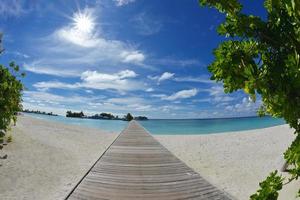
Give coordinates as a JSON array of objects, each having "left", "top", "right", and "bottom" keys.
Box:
[
  {"left": 0, "top": 115, "right": 117, "bottom": 200},
  {"left": 155, "top": 125, "right": 299, "bottom": 200},
  {"left": 0, "top": 115, "right": 298, "bottom": 199}
]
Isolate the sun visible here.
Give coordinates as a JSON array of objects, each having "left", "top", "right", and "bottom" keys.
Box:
[{"left": 72, "top": 9, "right": 95, "bottom": 33}]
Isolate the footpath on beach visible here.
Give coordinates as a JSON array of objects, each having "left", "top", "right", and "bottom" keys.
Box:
[{"left": 66, "top": 120, "right": 233, "bottom": 200}]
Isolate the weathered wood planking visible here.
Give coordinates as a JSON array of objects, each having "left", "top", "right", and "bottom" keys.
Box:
[{"left": 66, "top": 121, "right": 233, "bottom": 200}]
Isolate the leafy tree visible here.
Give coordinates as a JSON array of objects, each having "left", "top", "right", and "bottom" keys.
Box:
[
  {"left": 66, "top": 111, "right": 85, "bottom": 118},
  {"left": 125, "top": 113, "right": 133, "bottom": 121},
  {"left": 0, "top": 61, "right": 24, "bottom": 131},
  {"left": 134, "top": 116, "right": 148, "bottom": 120},
  {"left": 100, "top": 113, "right": 115, "bottom": 119},
  {"left": 199, "top": 0, "right": 300, "bottom": 199},
  {"left": 0, "top": 33, "right": 25, "bottom": 154}
]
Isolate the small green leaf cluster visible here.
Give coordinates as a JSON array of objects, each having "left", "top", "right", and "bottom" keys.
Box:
[
  {"left": 250, "top": 171, "right": 283, "bottom": 200},
  {"left": 199, "top": 0, "right": 300, "bottom": 199},
  {"left": 0, "top": 61, "right": 25, "bottom": 135}
]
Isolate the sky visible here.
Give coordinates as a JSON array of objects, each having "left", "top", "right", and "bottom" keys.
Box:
[{"left": 0, "top": 0, "right": 267, "bottom": 119}]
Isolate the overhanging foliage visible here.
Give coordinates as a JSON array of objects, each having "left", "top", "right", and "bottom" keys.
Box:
[{"left": 199, "top": 0, "right": 300, "bottom": 199}]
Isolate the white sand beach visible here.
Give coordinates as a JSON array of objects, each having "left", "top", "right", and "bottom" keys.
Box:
[
  {"left": 155, "top": 126, "right": 299, "bottom": 200},
  {"left": 0, "top": 115, "right": 118, "bottom": 200},
  {"left": 0, "top": 115, "right": 298, "bottom": 200}
]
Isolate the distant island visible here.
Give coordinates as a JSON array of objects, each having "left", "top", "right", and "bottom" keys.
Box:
[
  {"left": 66, "top": 111, "right": 148, "bottom": 121},
  {"left": 134, "top": 116, "right": 148, "bottom": 120},
  {"left": 88, "top": 113, "right": 118, "bottom": 120},
  {"left": 23, "top": 109, "right": 58, "bottom": 116},
  {"left": 66, "top": 111, "right": 84, "bottom": 118}
]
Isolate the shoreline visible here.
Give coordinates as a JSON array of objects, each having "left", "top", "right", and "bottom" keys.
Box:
[
  {"left": 155, "top": 125, "right": 298, "bottom": 200},
  {"left": 0, "top": 115, "right": 298, "bottom": 200},
  {"left": 24, "top": 112, "right": 286, "bottom": 136},
  {"left": 22, "top": 113, "right": 119, "bottom": 134},
  {"left": 0, "top": 115, "right": 118, "bottom": 200},
  {"left": 150, "top": 123, "right": 288, "bottom": 136}
]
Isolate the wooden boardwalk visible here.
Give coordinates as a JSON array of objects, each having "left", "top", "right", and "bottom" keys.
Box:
[{"left": 66, "top": 121, "right": 233, "bottom": 200}]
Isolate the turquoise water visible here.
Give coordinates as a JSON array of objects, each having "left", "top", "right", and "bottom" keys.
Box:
[
  {"left": 25, "top": 113, "right": 284, "bottom": 135},
  {"left": 139, "top": 117, "right": 285, "bottom": 134},
  {"left": 24, "top": 112, "right": 286, "bottom": 135},
  {"left": 24, "top": 113, "right": 128, "bottom": 133}
]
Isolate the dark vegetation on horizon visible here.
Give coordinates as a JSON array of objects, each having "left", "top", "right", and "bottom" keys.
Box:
[
  {"left": 66, "top": 111, "right": 84, "bottom": 118},
  {"left": 23, "top": 109, "right": 58, "bottom": 116},
  {"left": 66, "top": 111, "right": 147, "bottom": 121}
]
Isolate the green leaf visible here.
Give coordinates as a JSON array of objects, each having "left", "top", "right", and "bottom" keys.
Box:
[
  {"left": 250, "top": 171, "right": 283, "bottom": 200},
  {"left": 199, "top": 0, "right": 300, "bottom": 199}
]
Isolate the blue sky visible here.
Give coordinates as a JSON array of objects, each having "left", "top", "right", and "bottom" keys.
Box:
[{"left": 0, "top": 0, "right": 266, "bottom": 119}]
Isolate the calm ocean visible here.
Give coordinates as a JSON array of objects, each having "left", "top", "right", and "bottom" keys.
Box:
[{"left": 23, "top": 112, "right": 286, "bottom": 135}]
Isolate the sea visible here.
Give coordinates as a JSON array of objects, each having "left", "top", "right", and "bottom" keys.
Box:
[{"left": 23, "top": 112, "right": 286, "bottom": 135}]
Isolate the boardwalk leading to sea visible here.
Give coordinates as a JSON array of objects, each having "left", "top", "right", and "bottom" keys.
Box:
[{"left": 66, "top": 121, "right": 233, "bottom": 200}]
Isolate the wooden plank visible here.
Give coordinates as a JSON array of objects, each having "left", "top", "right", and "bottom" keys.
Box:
[{"left": 66, "top": 121, "right": 233, "bottom": 200}]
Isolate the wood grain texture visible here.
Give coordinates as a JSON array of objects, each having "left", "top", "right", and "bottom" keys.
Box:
[{"left": 66, "top": 121, "right": 233, "bottom": 200}]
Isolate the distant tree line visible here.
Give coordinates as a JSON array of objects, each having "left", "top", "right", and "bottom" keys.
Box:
[
  {"left": 134, "top": 116, "right": 148, "bottom": 120},
  {"left": 89, "top": 113, "right": 117, "bottom": 120},
  {"left": 66, "top": 111, "right": 84, "bottom": 118},
  {"left": 65, "top": 111, "right": 147, "bottom": 121},
  {"left": 23, "top": 109, "right": 58, "bottom": 116}
]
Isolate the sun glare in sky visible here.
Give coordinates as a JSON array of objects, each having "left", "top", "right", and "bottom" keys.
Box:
[{"left": 72, "top": 9, "right": 95, "bottom": 33}]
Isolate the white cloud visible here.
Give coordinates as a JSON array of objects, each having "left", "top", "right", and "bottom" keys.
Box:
[
  {"left": 105, "top": 97, "right": 154, "bottom": 111},
  {"left": 147, "top": 75, "right": 157, "bottom": 80},
  {"left": 107, "top": 97, "right": 143, "bottom": 104},
  {"left": 7, "top": 51, "right": 30, "bottom": 59},
  {"left": 159, "top": 105, "right": 182, "bottom": 113},
  {"left": 0, "top": 0, "right": 25, "bottom": 17},
  {"left": 148, "top": 73, "right": 212, "bottom": 85},
  {"left": 174, "top": 76, "right": 213, "bottom": 84},
  {"left": 22, "top": 102, "right": 67, "bottom": 116},
  {"left": 148, "top": 72, "right": 174, "bottom": 84},
  {"left": 23, "top": 90, "right": 106, "bottom": 115},
  {"left": 121, "top": 51, "right": 145, "bottom": 63},
  {"left": 55, "top": 26, "right": 98, "bottom": 48},
  {"left": 225, "top": 97, "right": 262, "bottom": 114},
  {"left": 85, "top": 90, "right": 94, "bottom": 94},
  {"left": 214, "top": 95, "right": 235, "bottom": 102},
  {"left": 208, "top": 86, "right": 224, "bottom": 96},
  {"left": 158, "top": 72, "right": 174, "bottom": 82},
  {"left": 24, "top": 63, "right": 80, "bottom": 77},
  {"left": 192, "top": 98, "right": 211, "bottom": 103},
  {"left": 131, "top": 12, "right": 162, "bottom": 35},
  {"left": 81, "top": 70, "right": 137, "bottom": 82},
  {"left": 25, "top": 7, "right": 147, "bottom": 77},
  {"left": 80, "top": 70, "right": 142, "bottom": 91},
  {"left": 89, "top": 97, "right": 153, "bottom": 113},
  {"left": 114, "top": 0, "right": 136, "bottom": 6},
  {"left": 23, "top": 90, "right": 155, "bottom": 115},
  {"left": 146, "top": 88, "right": 154, "bottom": 92},
  {"left": 54, "top": 8, "right": 98, "bottom": 48},
  {"left": 151, "top": 94, "right": 167, "bottom": 98},
  {"left": 33, "top": 81, "right": 79, "bottom": 91},
  {"left": 152, "top": 58, "right": 202, "bottom": 67},
  {"left": 33, "top": 69, "right": 144, "bottom": 92},
  {"left": 23, "top": 91, "right": 94, "bottom": 105},
  {"left": 162, "top": 88, "right": 198, "bottom": 101},
  {"left": 207, "top": 86, "right": 235, "bottom": 103},
  {"left": 130, "top": 104, "right": 152, "bottom": 111},
  {"left": 225, "top": 105, "right": 234, "bottom": 111}
]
